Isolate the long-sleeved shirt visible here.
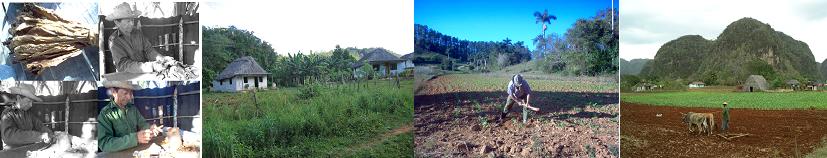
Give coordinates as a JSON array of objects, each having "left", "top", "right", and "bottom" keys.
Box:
[
  {"left": 507, "top": 77, "right": 531, "bottom": 99},
  {"left": 722, "top": 106, "right": 730, "bottom": 123},
  {"left": 0, "top": 108, "right": 51, "bottom": 148},
  {"left": 97, "top": 101, "right": 149, "bottom": 152},
  {"left": 108, "top": 29, "right": 163, "bottom": 73}
]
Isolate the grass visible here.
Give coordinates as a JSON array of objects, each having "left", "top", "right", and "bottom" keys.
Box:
[
  {"left": 351, "top": 132, "right": 414, "bottom": 157},
  {"left": 621, "top": 91, "right": 827, "bottom": 109},
  {"left": 805, "top": 137, "right": 827, "bottom": 158},
  {"left": 203, "top": 79, "right": 413, "bottom": 157}
]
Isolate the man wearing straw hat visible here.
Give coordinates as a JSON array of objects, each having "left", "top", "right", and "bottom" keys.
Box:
[
  {"left": 106, "top": 2, "right": 176, "bottom": 73},
  {"left": 97, "top": 81, "right": 160, "bottom": 152},
  {"left": 721, "top": 101, "right": 730, "bottom": 133},
  {"left": 0, "top": 83, "right": 53, "bottom": 149}
]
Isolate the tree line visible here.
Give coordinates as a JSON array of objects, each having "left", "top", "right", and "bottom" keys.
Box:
[
  {"left": 204, "top": 26, "right": 377, "bottom": 88},
  {"left": 532, "top": 8, "right": 618, "bottom": 76},
  {"left": 413, "top": 24, "right": 531, "bottom": 71}
]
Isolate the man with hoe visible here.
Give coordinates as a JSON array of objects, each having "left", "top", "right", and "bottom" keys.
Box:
[{"left": 499, "top": 74, "right": 540, "bottom": 124}]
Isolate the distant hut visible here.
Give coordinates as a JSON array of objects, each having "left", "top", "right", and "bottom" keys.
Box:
[
  {"left": 399, "top": 53, "right": 415, "bottom": 76},
  {"left": 211, "top": 56, "right": 270, "bottom": 92},
  {"left": 785, "top": 79, "right": 801, "bottom": 91},
  {"left": 742, "top": 75, "right": 769, "bottom": 92},
  {"left": 351, "top": 49, "right": 406, "bottom": 78},
  {"left": 635, "top": 83, "right": 656, "bottom": 92},
  {"left": 688, "top": 81, "right": 705, "bottom": 88},
  {"left": 399, "top": 53, "right": 415, "bottom": 70},
  {"left": 805, "top": 80, "right": 821, "bottom": 91}
]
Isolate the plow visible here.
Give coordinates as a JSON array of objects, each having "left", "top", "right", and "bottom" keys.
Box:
[{"left": 717, "top": 133, "right": 752, "bottom": 141}]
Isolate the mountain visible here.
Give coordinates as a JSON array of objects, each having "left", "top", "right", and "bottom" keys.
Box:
[
  {"left": 640, "top": 34, "right": 711, "bottom": 80},
  {"left": 821, "top": 59, "right": 827, "bottom": 81},
  {"left": 641, "top": 17, "right": 819, "bottom": 85},
  {"left": 620, "top": 58, "right": 651, "bottom": 75}
]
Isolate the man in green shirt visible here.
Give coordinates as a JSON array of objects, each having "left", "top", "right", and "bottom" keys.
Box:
[
  {"left": 106, "top": 2, "right": 175, "bottom": 73},
  {"left": 722, "top": 102, "right": 730, "bottom": 133},
  {"left": 1, "top": 84, "right": 52, "bottom": 149},
  {"left": 97, "top": 81, "right": 159, "bottom": 152}
]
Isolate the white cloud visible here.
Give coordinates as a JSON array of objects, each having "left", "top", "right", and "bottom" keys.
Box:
[
  {"left": 621, "top": 0, "right": 827, "bottom": 62},
  {"left": 202, "top": 0, "right": 414, "bottom": 55}
]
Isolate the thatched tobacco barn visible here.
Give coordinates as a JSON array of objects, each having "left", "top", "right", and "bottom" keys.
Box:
[
  {"left": 211, "top": 56, "right": 270, "bottom": 92},
  {"left": 742, "top": 75, "right": 769, "bottom": 92}
]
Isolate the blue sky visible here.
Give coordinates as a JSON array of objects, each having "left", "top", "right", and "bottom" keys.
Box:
[{"left": 415, "top": 0, "right": 618, "bottom": 51}]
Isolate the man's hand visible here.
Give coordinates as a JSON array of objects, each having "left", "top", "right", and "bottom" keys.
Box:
[
  {"left": 151, "top": 62, "right": 166, "bottom": 72},
  {"left": 519, "top": 101, "right": 540, "bottom": 112},
  {"left": 161, "top": 56, "right": 178, "bottom": 68},
  {"left": 40, "top": 132, "right": 51, "bottom": 143},
  {"left": 150, "top": 124, "right": 163, "bottom": 137},
  {"left": 156, "top": 56, "right": 174, "bottom": 63},
  {"left": 137, "top": 129, "right": 153, "bottom": 144}
]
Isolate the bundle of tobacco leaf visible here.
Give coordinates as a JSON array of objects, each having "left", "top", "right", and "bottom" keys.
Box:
[
  {"left": 3, "top": 3, "right": 97, "bottom": 75},
  {"left": 156, "top": 60, "right": 199, "bottom": 80}
]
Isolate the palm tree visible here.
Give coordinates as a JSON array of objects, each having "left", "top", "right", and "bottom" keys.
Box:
[{"left": 533, "top": 9, "right": 557, "bottom": 57}]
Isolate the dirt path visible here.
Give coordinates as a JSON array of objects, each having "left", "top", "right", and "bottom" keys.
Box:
[{"left": 621, "top": 102, "right": 827, "bottom": 157}]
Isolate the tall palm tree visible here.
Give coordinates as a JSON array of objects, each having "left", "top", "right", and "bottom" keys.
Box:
[{"left": 534, "top": 9, "right": 557, "bottom": 57}]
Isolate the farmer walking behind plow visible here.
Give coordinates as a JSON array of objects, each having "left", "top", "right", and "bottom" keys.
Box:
[{"left": 722, "top": 102, "right": 730, "bottom": 133}]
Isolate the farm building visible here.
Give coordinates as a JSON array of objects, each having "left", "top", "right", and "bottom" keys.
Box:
[
  {"left": 400, "top": 53, "right": 415, "bottom": 68},
  {"left": 742, "top": 75, "right": 769, "bottom": 92},
  {"left": 806, "top": 81, "right": 823, "bottom": 91},
  {"left": 785, "top": 79, "right": 801, "bottom": 90},
  {"left": 352, "top": 49, "right": 408, "bottom": 78},
  {"left": 398, "top": 53, "right": 415, "bottom": 77},
  {"left": 211, "top": 56, "right": 270, "bottom": 92},
  {"left": 688, "top": 81, "right": 705, "bottom": 88},
  {"left": 634, "top": 83, "right": 657, "bottom": 92}
]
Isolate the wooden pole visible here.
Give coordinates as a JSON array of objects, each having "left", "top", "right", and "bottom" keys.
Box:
[
  {"left": 173, "top": 85, "right": 178, "bottom": 128},
  {"left": 178, "top": 16, "right": 184, "bottom": 62},
  {"left": 64, "top": 91, "right": 70, "bottom": 133}
]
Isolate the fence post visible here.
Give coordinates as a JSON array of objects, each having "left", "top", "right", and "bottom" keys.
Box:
[
  {"left": 64, "top": 93, "right": 70, "bottom": 133},
  {"left": 178, "top": 16, "right": 184, "bottom": 62},
  {"left": 173, "top": 85, "right": 178, "bottom": 128}
]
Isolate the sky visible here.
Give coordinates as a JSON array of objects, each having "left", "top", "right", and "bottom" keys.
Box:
[
  {"left": 100, "top": 2, "right": 177, "bottom": 19},
  {"left": 415, "top": 0, "right": 618, "bottom": 51},
  {"left": 620, "top": 0, "right": 827, "bottom": 62},
  {"left": 201, "top": 0, "right": 414, "bottom": 55}
]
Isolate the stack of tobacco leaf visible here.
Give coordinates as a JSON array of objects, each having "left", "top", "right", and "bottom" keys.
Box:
[
  {"left": 156, "top": 60, "right": 199, "bottom": 80},
  {"left": 3, "top": 3, "right": 97, "bottom": 75}
]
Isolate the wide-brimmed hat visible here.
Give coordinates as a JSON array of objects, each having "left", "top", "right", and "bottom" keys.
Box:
[
  {"left": 105, "top": 2, "right": 141, "bottom": 21},
  {"left": 102, "top": 81, "right": 142, "bottom": 91},
  {"left": 513, "top": 74, "right": 524, "bottom": 87},
  {"left": 9, "top": 84, "right": 42, "bottom": 102}
]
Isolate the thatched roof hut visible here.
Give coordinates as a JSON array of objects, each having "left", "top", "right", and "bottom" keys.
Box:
[{"left": 742, "top": 75, "right": 768, "bottom": 92}]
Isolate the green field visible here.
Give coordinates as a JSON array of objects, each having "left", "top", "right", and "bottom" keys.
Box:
[
  {"left": 622, "top": 91, "right": 827, "bottom": 109},
  {"left": 203, "top": 80, "right": 413, "bottom": 157},
  {"left": 423, "top": 73, "right": 616, "bottom": 93}
]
